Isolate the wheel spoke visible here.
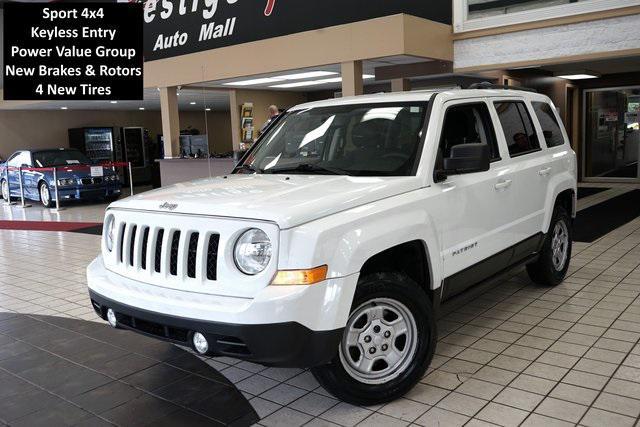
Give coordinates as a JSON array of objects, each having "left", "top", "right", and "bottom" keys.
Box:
[
  {"left": 389, "top": 319, "right": 407, "bottom": 336},
  {"left": 345, "top": 329, "right": 360, "bottom": 347},
  {"left": 356, "top": 356, "right": 376, "bottom": 373},
  {"left": 365, "top": 305, "right": 385, "bottom": 321},
  {"left": 385, "top": 348, "right": 403, "bottom": 366}
]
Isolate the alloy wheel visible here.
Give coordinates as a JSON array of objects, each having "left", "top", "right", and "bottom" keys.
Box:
[
  {"left": 551, "top": 220, "right": 569, "bottom": 271},
  {"left": 339, "top": 298, "right": 418, "bottom": 385},
  {"left": 40, "top": 184, "right": 50, "bottom": 206}
]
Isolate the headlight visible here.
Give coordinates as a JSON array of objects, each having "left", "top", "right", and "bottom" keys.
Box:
[
  {"left": 104, "top": 215, "right": 115, "bottom": 252},
  {"left": 57, "top": 178, "right": 75, "bottom": 186},
  {"left": 234, "top": 228, "right": 272, "bottom": 275}
]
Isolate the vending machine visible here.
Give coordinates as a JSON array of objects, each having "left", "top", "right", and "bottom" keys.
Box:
[{"left": 68, "top": 127, "right": 122, "bottom": 164}]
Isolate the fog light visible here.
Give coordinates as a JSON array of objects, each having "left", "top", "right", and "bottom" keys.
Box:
[
  {"left": 106, "top": 308, "right": 117, "bottom": 328},
  {"left": 193, "top": 332, "right": 209, "bottom": 354}
]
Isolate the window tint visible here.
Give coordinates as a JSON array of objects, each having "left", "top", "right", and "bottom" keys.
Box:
[
  {"left": 494, "top": 101, "right": 540, "bottom": 157},
  {"left": 532, "top": 101, "right": 565, "bottom": 147},
  {"left": 8, "top": 152, "right": 31, "bottom": 167},
  {"left": 437, "top": 102, "right": 500, "bottom": 169}
]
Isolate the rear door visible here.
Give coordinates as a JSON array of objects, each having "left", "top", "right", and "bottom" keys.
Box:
[
  {"left": 430, "top": 98, "right": 514, "bottom": 299},
  {"left": 490, "top": 99, "right": 548, "bottom": 259}
]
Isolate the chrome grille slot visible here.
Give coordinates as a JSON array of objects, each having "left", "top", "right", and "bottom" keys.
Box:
[
  {"left": 118, "top": 222, "right": 126, "bottom": 264},
  {"left": 207, "top": 234, "right": 220, "bottom": 281},
  {"left": 129, "top": 225, "right": 137, "bottom": 267},
  {"left": 154, "top": 229, "right": 164, "bottom": 273},
  {"left": 169, "top": 231, "right": 181, "bottom": 276},
  {"left": 140, "top": 227, "right": 149, "bottom": 270},
  {"left": 187, "top": 233, "right": 199, "bottom": 279}
]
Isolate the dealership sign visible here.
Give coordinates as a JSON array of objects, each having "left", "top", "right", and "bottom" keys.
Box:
[{"left": 143, "top": 0, "right": 451, "bottom": 61}]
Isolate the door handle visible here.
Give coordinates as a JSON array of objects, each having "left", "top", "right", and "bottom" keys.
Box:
[
  {"left": 538, "top": 167, "right": 552, "bottom": 176},
  {"left": 494, "top": 179, "right": 512, "bottom": 190}
]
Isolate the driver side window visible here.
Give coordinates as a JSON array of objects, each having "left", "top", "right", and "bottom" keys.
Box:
[{"left": 436, "top": 103, "right": 499, "bottom": 169}]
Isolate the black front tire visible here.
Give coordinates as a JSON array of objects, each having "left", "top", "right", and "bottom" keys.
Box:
[
  {"left": 527, "top": 205, "right": 572, "bottom": 286},
  {"left": 311, "top": 272, "right": 437, "bottom": 405}
]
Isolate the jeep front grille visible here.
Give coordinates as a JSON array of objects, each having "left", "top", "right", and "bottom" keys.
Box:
[{"left": 115, "top": 223, "right": 219, "bottom": 281}]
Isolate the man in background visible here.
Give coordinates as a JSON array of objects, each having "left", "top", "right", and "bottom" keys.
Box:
[{"left": 260, "top": 105, "right": 280, "bottom": 135}]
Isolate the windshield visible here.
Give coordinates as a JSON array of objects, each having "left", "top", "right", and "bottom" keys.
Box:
[
  {"left": 33, "top": 150, "right": 92, "bottom": 167},
  {"left": 240, "top": 102, "right": 428, "bottom": 176}
]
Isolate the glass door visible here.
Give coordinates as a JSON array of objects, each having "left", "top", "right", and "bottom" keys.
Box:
[{"left": 583, "top": 86, "right": 640, "bottom": 182}]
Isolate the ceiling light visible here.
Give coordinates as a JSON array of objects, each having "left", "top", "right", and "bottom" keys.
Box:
[
  {"left": 139, "top": 107, "right": 145, "bottom": 110},
  {"left": 190, "top": 101, "right": 197, "bottom": 105},
  {"left": 223, "top": 77, "right": 286, "bottom": 86},
  {"left": 110, "top": 101, "right": 118, "bottom": 104},
  {"left": 206, "top": 108, "right": 211, "bottom": 111},
  {"left": 278, "top": 71, "right": 338, "bottom": 80},
  {"left": 555, "top": 71, "right": 600, "bottom": 80},
  {"left": 223, "top": 71, "right": 340, "bottom": 87},
  {"left": 270, "top": 75, "right": 375, "bottom": 89},
  {"left": 60, "top": 106, "right": 68, "bottom": 110}
]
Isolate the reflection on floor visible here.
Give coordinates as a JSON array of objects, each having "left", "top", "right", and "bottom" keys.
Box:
[{"left": 0, "top": 313, "right": 258, "bottom": 426}]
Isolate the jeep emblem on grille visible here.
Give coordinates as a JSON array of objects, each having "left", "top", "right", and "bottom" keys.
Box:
[{"left": 159, "top": 202, "right": 178, "bottom": 211}]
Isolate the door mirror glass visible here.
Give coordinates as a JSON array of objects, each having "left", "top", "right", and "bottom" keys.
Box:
[{"left": 443, "top": 143, "right": 490, "bottom": 175}]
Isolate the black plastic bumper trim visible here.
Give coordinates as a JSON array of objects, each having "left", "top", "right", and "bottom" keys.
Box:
[{"left": 89, "top": 290, "right": 343, "bottom": 368}]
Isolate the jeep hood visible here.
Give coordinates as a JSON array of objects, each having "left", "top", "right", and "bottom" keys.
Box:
[{"left": 109, "top": 174, "right": 421, "bottom": 228}]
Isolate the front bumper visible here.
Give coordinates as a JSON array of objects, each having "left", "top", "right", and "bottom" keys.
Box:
[
  {"left": 90, "top": 290, "right": 342, "bottom": 367},
  {"left": 56, "top": 185, "right": 121, "bottom": 201},
  {"left": 87, "top": 256, "right": 357, "bottom": 367}
]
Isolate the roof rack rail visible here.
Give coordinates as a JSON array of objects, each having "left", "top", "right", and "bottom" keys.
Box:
[{"left": 467, "top": 81, "right": 537, "bottom": 93}]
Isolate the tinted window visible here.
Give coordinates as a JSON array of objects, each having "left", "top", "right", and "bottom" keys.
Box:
[
  {"left": 8, "top": 152, "right": 31, "bottom": 167},
  {"left": 437, "top": 103, "right": 500, "bottom": 169},
  {"left": 532, "top": 101, "right": 565, "bottom": 147},
  {"left": 494, "top": 101, "right": 540, "bottom": 157}
]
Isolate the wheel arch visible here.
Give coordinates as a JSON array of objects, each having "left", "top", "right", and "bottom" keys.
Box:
[{"left": 358, "top": 240, "right": 437, "bottom": 307}]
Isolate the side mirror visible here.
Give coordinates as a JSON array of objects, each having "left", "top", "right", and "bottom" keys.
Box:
[{"left": 442, "top": 143, "right": 490, "bottom": 175}]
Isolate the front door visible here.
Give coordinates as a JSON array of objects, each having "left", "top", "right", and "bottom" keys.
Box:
[{"left": 430, "top": 99, "right": 514, "bottom": 299}]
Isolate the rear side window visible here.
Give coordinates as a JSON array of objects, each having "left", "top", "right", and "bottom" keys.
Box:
[
  {"left": 494, "top": 101, "right": 540, "bottom": 157},
  {"left": 436, "top": 102, "right": 500, "bottom": 169},
  {"left": 532, "top": 102, "right": 565, "bottom": 147}
]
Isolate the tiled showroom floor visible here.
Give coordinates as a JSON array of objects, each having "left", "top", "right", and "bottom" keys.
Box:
[{"left": 1, "top": 185, "right": 640, "bottom": 426}]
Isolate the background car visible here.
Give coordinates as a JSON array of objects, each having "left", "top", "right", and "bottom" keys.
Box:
[{"left": 0, "top": 148, "right": 121, "bottom": 207}]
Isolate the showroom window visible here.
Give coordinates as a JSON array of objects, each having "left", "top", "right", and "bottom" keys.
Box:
[
  {"left": 494, "top": 101, "right": 540, "bottom": 157},
  {"left": 532, "top": 101, "right": 565, "bottom": 148},
  {"left": 437, "top": 102, "right": 500, "bottom": 170},
  {"left": 453, "top": 0, "right": 639, "bottom": 32}
]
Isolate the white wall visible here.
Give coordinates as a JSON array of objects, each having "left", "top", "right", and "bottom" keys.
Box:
[{"left": 454, "top": 14, "right": 640, "bottom": 69}]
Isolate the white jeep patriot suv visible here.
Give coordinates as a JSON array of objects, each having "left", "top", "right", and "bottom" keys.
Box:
[{"left": 88, "top": 86, "right": 577, "bottom": 404}]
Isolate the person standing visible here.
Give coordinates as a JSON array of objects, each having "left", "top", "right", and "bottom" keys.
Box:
[{"left": 260, "top": 105, "right": 280, "bottom": 135}]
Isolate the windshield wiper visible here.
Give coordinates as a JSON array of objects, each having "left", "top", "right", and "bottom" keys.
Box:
[
  {"left": 233, "top": 163, "right": 261, "bottom": 174},
  {"left": 265, "top": 163, "right": 347, "bottom": 175}
]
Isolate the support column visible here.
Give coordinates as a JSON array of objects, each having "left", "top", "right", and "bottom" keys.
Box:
[
  {"left": 160, "top": 86, "right": 180, "bottom": 158},
  {"left": 229, "top": 90, "right": 241, "bottom": 155},
  {"left": 391, "top": 78, "right": 411, "bottom": 92},
  {"left": 341, "top": 60, "right": 363, "bottom": 97}
]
